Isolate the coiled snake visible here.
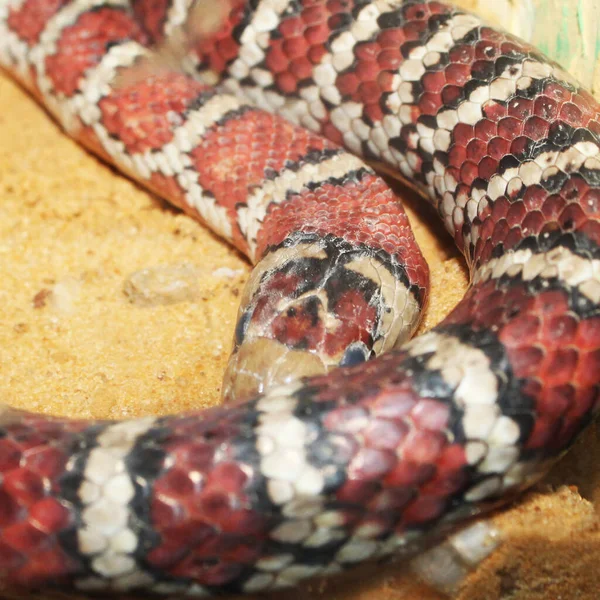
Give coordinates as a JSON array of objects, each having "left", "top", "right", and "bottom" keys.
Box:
[{"left": 0, "top": 0, "right": 599, "bottom": 595}]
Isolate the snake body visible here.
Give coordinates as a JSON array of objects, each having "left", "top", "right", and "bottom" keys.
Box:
[{"left": 1, "top": 0, "right": 600, "bottom": 595}]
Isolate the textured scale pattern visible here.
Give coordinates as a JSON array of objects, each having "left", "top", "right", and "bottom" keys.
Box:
[{"left": 0, "top": 0, "right": 599, "bottom": 596}]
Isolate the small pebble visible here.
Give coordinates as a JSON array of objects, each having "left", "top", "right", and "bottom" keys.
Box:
[{"left": 123, "top": 264, "right": 202, "bottom": 306}]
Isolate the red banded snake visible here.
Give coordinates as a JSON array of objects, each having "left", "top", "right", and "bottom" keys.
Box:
[{"left": 0, "top": 0, "right": 599, "bottom": 595}]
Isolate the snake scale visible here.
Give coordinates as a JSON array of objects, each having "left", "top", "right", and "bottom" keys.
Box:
[{"left": 0, "top": 0, "right": 599, "bottom": 595}]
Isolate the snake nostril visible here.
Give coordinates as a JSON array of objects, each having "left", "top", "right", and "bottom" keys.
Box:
[{"left": 340, "top": 342, "right": 370, "bottom": 367}]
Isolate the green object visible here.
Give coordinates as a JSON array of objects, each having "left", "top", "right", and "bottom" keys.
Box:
[
  {"left": 531, "top": 0, "right": 600, "bottom": 92},
  {"left": 454, "top": 0, "right": 600, "bottom": 96}
]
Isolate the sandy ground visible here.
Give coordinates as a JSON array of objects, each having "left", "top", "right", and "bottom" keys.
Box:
[{"left": 0, "top": 1, "right": 599, "bottom": 598}]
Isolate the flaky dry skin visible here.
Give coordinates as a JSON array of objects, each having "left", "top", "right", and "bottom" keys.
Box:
[{"left": 0, "top": 5, "right": 599, "bottom": 596}]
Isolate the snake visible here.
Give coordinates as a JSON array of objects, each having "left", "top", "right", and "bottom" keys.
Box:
[{"left": 0, "top": 0, "right": 599, "bottom": 595}]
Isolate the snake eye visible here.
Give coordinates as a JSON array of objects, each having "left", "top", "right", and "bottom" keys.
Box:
[
  {"left": 340, "top": 342, "right": 370, "bottom": 367},
  {"left": 234, "top": 309, "right": 253, "bottom": 346}
]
